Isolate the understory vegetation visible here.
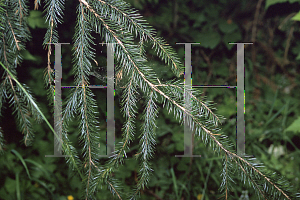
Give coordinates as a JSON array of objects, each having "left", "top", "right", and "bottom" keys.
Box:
[{"left": 0, "top": 0, "right": 300, "bottom": 199}]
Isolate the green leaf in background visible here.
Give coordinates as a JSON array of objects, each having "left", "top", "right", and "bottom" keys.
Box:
[
  {"left": 27, "top": 10, "right": 48, "bottom": 29},
  {"left": 215, "top": 64, "right": 230, "bottom": 77},
  {"left": 171, "top": 132, "right": 184, "bottom": 152},
  {"left": 11, "top": 149, "right": 31, "bottom": 179},
  {"left": 21, "top": 50, "right": 43, "bottom": 64},
  {"left": 296, "top": 52, "right": 300, "bottom": 60},
  {"left": 215, "top": 97, "right": 236, "bottom": 119},
  {"left": 176, "top": 160, "right": 189, "bottom": 171},
  {"left": 197, "top": 32, "right": 221, "bottom": 49},
  {"left": 4, "top": 178, "right": 16, "bottom": 193},
  {"left": 265, "top": 0, "right": 300, "bottom": 10},
  {"left": 285, "top": 117, "right": 300, "bottom": 133},
  {"left": 291, "top": 11, "right": 300, "bottom": 21},
  {"left": 265, "top": 0, "right": 288, "bottom": 10},
  {"left": 193, "top": 13, "right": 206, "bottom": 28},
  {"left": 69, "top": 176, "right": 81, "bottom": 190},
  {"left": 218, "top": 19, "right": 238, "bottom": 34},
  {"left": 156, "top": 116, "right": 173, "bottom": 137},
  {"left": 223, "top": 31, "right": 242, "bottom": 50}
]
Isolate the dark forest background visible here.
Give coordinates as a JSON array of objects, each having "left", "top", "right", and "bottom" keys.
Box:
[{"left": 1, "top": 0, "right": 300, "bottom": 199}]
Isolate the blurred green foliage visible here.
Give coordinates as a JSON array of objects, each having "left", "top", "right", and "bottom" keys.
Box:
[{"left": 1, "top": 0, "right": 300, "bottom": 199}]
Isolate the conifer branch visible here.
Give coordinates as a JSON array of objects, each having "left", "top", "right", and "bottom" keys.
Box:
[
  {"left": 1, "top": 0, "right": 299, "bottom": 199},
  {"left": 131, "top": 90, "right": 157, "bottom": 199},
  {"left": 92, "top": 0, "right": 184, "bottom": 76},
  {"left": 80, "top": 0, "right": 139, "bottom": 184},
  {"left": 71, "top": 2, "right": 103, "bottom": 198},
  {"left": 79, "top": 1, "right": 299, "bottom": 199},
  {"left": 0, "top": 0, "right": 35, "bottom": 146},
  {"left": 43, "top": 0, "right": 64, "bottom": 90},
  {"left": 34, "top": 0, "right": 41, "bottom": 10},
  {"left": 7, "top": 75, "right": 34, "bottom": 146},
  {"left": 5, "top": 12, "right": 20, "bottom": 51},
  {"left": 100, "top": 71, "right": 138, "bottom": 188},
  {"left": 42, "top": 0, "right": 86, "bottom": 188},
  {"left": 107, "top": 179, "right": 123, "bottom": 200}
]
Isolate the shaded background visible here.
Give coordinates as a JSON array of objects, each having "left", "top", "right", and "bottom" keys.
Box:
[{"left": 1, "top": 0, "right": 300, "bottom": 199}]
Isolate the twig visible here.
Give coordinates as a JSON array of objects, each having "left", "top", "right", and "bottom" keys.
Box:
[
  {"left": 145, "top": 189, "right": 163, "bottom": 200},
  {"left": 251, "top": 0, "right": 264, "bottom": 65},
  {"left": 251, "top": 0, "right": 264, "bottom": 43},
  {"left": 283, "top": 26, "right": 294, "bottom": 64}
]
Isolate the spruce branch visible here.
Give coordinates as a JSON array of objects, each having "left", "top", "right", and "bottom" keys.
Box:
[
  {"left": 41, "top": 0, "right": 88, "bottom": 189},
  {"left": 79, "top": 4, "right": 162, "bottom": 198},
  {"left": 99, "top": 71, "right": 138, "bottom": 188},
  {"left": 131, "top": 90, "right": 157, "bottom": 199},
  {"left": 0, "top": 59, "right": 85, "bottom": 184},
  {"left": 90, "top": 0, "right": 184, "bottom": 77},
  {"left": 7, "top": 76, "right": 36, "bottom": 146},
  {"left": 70, "top": 2, "right": 104, "bottom": 198},
  {"left": 43, "top": 0, "right": 64, "bottom": 92},
  {"left": 5, "top": 11, "right": 20, "bottom": 51},
  {"left": 34, "top": 0, "right": 41, "bottom": 10},
  {"left": 78, "top": 1, "right": 299, "bottom": 199},
  {"left": 0, "top": 0, "right": 36, "bottom": 146},
  {"left": 36, "top": 1, "right": 85, "bottom": 186},
  {"left": 1, "top": 0, "right": 298, "bottom": 199}
]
